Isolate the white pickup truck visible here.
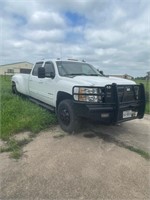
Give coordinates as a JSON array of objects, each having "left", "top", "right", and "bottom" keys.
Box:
[{"left": 12, "top": 59, "right": 145, "bottom": 133}]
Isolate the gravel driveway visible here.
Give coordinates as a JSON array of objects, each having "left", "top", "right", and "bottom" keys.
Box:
[{"left": 0, "top": 116, "right": 150, "bottom": 200}]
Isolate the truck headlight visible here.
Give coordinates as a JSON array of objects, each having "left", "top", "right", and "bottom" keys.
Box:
[{"left": 73, "top": 87, "right": 103, "bottom": 103}]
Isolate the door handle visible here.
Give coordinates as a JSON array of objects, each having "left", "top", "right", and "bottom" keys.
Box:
[{"left": 38, "top": 81, "right": 43, "bottom": 84}]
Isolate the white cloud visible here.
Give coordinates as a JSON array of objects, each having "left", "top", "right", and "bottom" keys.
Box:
[
  {"left": 29, "top": 11, "right": 66, "bottom": 29},
  {"left": 24, "top": 29, "right": 65, "bottom": 42},
  {"left": 85, "top": 29, "right": 123, "bottom": 47},
  {"left": 0, "top": 0, "right": 149, "bottom": 77},
  {"left": 113, "top": 7, "right": 126, "bottom": 20}
]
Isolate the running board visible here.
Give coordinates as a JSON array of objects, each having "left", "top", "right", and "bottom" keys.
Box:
[{"left": 29, "top": 97, "right": 55, "bottom": 112}]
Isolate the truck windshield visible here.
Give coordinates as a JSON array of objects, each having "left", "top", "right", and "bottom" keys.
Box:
[{"left": 56, "top": 61, "right": 102, "bottom": 77}]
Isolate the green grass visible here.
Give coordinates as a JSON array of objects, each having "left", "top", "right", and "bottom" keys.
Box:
[
  {"left": 0, "top": 76, "right": 57, "bottom": 140},
  {"left": 135, "top": 79, "right": 150, "bottom": 114},
  {"left": 0, "top": 138, "right": 32, "bottom": 159},
  {"left": 126, "top": 146, "right": 150, "bottom": 160}
]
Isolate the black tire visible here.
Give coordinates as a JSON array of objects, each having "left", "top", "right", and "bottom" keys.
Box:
[
  {"left": 12, "top": 82, "right": 18, "bottom": 94},
  {"left": 57, "top": 99, "right": 81, "bottom": 133}
]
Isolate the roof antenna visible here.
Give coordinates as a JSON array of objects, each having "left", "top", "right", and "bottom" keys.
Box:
[{"left": 60, "top": 46, "right": 62, "bottom": 60}]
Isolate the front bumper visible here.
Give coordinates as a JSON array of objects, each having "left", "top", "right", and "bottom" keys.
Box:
[{"left": 73, "top": 84, "right": 145, "bottom": 124}]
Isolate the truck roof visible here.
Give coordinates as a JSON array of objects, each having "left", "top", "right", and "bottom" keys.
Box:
[{"left": 37, "top": 58, "right": 86, "bottom": 63}]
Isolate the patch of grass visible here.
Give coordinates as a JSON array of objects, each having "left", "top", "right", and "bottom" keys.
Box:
[
  {"left": 135, "top": 79, "right": 150, "bottom": 114},
  {"left": 0, "top": 138, "right": 32, "bottom": 159},
  {"left": 0, "top": 76, "right": 57, "bottom": 140},
  {"left": 10, "top": 150, "right": 23, "bottom": 160},
  {"left": 126, "top": 146, "right": 150, "bottom": 160}
]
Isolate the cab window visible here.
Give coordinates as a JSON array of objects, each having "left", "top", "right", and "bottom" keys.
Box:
[
  {"left": 44, "top": 62, "right": 55, "bottom": 78},
  {"left": 32, "top": 62, "right": 43, "bottom": 76}
]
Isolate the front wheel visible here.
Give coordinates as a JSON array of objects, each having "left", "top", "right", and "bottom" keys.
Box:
[{"left": 57, "top": 99, "right": 81, "bottom": 133}]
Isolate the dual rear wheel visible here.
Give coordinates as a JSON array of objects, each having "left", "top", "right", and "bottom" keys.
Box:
[{"left": 12, "top": 82, "right": 18, "bottom": 94}]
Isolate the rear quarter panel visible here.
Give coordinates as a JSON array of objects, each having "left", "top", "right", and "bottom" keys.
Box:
[{"left": 12, "top": 74, "right": 30, "bottom": 95}]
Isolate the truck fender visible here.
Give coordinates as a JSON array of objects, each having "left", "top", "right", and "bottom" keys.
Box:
[
  {"left": 12, "top": 75, "right": 28, "bottom": 95},
  {"left": 56, "top": 91, "right": 73, "bottom": 112}
]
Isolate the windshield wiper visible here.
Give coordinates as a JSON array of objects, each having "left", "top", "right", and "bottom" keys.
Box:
[
  {"left": 63, "top": 73, "right": 101, "bottom": 77},
  {"left": 63, "top": 73, "right": 88, "bottom": 76},
  {"left": 88, "top": 74, "right": 101, "bottom": 76}
]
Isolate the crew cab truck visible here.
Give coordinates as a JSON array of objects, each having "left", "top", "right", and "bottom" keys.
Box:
[{"left": 12, "top": 59, "right": 145, "bottom": 133}]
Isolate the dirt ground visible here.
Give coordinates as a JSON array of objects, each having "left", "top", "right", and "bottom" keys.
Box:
[{"left": 0, "top": 116, "right": 150, "bottom": 200}]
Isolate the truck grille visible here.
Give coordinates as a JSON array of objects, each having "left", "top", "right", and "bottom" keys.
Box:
[
  {"left": 105, "top": 85, "right": 139, "bottom": 103},
  {"left": 117, "top": 86, "right": 135, "bottom": 102}
]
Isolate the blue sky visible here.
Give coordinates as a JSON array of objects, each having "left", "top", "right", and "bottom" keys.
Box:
[
  {"left": 0, "top": 0, "right": 149, "bottom": 77},
  {"left": 65, "top": 12, "right": 86, "bottom": 26}
]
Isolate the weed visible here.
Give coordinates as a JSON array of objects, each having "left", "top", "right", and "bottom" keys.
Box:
[
  {"left": 10, "top": 149, "right": 23, "bottom": 159},
  {"left": 0, "top": 138, "right": 32, "bottom": 159},
  {"left": 126, "top": 146, "right": 150, "bottom": 160}
]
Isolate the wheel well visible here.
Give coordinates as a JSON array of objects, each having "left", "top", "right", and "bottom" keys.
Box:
[
  {"left": 56, "top": 91, "right": 73, "bottom": 109},
  {"left": 12, "top": 81, "right": 17, "bottom": 89}
]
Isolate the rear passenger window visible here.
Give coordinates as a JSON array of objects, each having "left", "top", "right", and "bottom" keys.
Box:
[
  {"left": 32, "top": 62, "right": 43, "bottom": 76},
  {"left": 44, "top": 62, "right": 55, "bottom": 77}
]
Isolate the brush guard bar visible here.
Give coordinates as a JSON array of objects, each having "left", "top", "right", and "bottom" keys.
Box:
[{"left": 73, "top": 83, "right": 146, "bottom": 123}]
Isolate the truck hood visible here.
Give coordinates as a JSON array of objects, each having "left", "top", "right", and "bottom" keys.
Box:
[{"left": 70, "top": 75, "right": 135, "bottom": 86}]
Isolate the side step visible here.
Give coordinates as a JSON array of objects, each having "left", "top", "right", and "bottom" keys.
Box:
[{"left": 29, "top": 97, "right": 55, "bottom": 112}]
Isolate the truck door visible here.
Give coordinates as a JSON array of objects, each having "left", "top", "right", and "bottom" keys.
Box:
[
  {"left": 38, "top": 61, "right": 56, "bottom": 106},
  {"left": 28, "top": 62, "right": 44, "bottom": 100}
]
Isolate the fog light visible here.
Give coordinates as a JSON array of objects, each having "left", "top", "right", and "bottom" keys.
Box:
[{"left": 101, "top": 113, "right": 109, "bottom": 118}]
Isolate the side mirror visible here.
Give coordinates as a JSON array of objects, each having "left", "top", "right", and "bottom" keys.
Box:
[
  {"left": 97, "top": 69, "right": 109, "bottom": 77},
  {"left": 38, "top": 67, "right": 45, "bottom": 78},
  {"left": 99, "top": 70, "right": 104, "bottom": 75}
]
